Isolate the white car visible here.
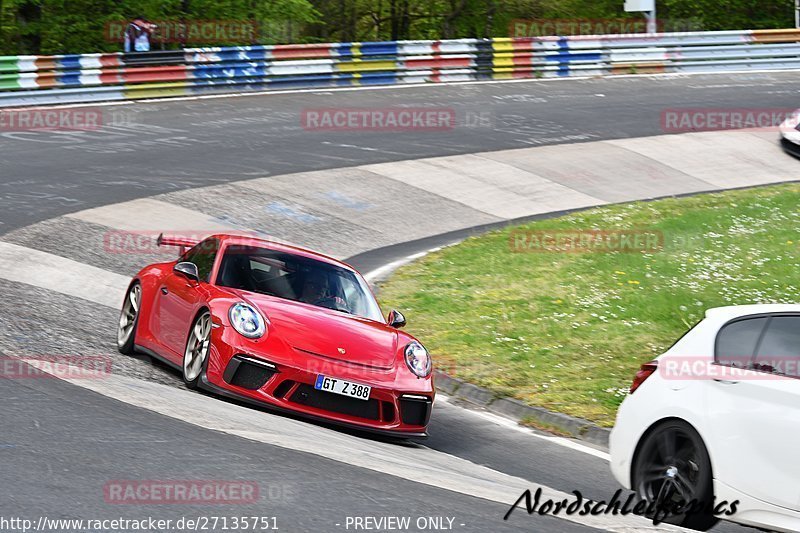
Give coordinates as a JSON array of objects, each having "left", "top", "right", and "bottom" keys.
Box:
[
  {"left": 610, "top": 304, "right": 800, "bottom": 532},
  {"left": 779, "top": 109, "right": 800, "bottom": 158}
]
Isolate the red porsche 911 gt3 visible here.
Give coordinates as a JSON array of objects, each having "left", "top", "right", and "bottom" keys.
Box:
[{"left": 116, "top": 233, "right": 434, "bottom": 437}]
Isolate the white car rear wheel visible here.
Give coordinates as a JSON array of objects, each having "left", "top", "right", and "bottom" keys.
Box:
[{"left": 633, "top": 420, "right": 717, "bottom": 531}]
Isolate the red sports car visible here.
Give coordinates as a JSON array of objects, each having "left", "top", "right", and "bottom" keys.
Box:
[{"left": 116, "top": 233, "right": 434, "bottom": 437}]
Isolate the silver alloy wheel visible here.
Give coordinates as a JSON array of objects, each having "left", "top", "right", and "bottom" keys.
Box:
[
  {"left": 184, "top": 312, "right": 211, "bottom": 382},
  {"left": 117, "top": 284, "right": 141, "bottom": 348}
]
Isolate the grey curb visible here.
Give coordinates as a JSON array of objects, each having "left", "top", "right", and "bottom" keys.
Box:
[
  {"left": 434, "top": 370, "right": 611, "bottom": 449},
  {"left": 433, "top": 372, "right": 464, "bottom": 396},
  {"left": 453, "top": 382, "right": 495, "bottom": 406}
]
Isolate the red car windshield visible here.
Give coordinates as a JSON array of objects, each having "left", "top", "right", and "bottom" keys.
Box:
[{"left": 216, "top": 245, "right": 384, "bottom": 322}]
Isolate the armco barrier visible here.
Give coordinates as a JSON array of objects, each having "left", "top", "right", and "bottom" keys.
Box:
[{"left": 1, "top": 28, "right": 799, "bottom": 107}]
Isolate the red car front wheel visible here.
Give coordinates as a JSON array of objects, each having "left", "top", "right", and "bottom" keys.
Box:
[
  {"left": 183, "top": 311, "right": 212, "bottom": 389},
  {"left": 117, "top": 282, "right": 141, "bottom": 355}
]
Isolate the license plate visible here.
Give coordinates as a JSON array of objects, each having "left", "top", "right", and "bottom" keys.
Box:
[{"left": 314, "top": 375, "right": 371, "bottom": 401}]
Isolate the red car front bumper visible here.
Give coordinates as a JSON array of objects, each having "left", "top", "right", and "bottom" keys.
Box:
[{"left": 203, "top": 326, "right": 435, "bottom": 437}]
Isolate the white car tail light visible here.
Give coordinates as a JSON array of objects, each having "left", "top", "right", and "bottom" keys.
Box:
[{"left": 630, "top": 360, "right": 658, "bottom": 394}]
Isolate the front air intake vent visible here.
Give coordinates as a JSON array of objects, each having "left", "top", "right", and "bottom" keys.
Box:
[
  {"left": 272, "top": 380, "right": 296, "bottom": 399},
  {"left": 223, "top": 355, "right": 277, "bottom": 390},
  {"left": 399, "top": 395, "right": 432, "bottom": 426}
]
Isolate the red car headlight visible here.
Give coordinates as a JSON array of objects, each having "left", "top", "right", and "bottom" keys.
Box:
[
  {"left": 229, "top": 302, "right": 267, "bottom": 339},
  {"left": 404, "top": 341, "right": 432, "bottom": 378}
]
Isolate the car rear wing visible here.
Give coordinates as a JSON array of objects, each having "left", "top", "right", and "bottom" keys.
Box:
[{"left": 156, "top": 233, "right": 200, "bottom": 255}]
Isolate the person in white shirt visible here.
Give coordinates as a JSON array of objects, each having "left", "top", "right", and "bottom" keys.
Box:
[{"left": 124, "top": 17, "right": 155, "bottom": 52}]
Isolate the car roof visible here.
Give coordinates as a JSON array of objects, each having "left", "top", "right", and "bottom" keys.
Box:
[
  {"left": 705, "top": 304, "right": 800, "bottom": 321},
  {"left": 210, "top": 233, "right": 357, "bottom": 273}
]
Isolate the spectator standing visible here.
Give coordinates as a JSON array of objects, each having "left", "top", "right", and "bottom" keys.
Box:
[{"left": 124, "top": 17, "right": 155, "bottom": 52}]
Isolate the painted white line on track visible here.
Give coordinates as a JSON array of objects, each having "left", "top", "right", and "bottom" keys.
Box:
[
  {"left": 0, "top": 241, "right": 128, "bottom": 308},
  {"left": 20, "top": 357, "right": 685, "bottom": 532},
  {"left": 66, "top": 197, "right": 245, "bottom": 234},
  {"left": 365, "top": 245, "right": 449, "bottom": 284},
  {"left": 364, "top": 257, "right": 417, "bottom": 284},
  {"left": 437, "top": 394, "right": 610, "bottom": 461},
  {"left": 10, "top": 68, "right": 800, "bottom": 112},
  {"left": 65, "top": 197, "right": 301, "bottom": 250}
]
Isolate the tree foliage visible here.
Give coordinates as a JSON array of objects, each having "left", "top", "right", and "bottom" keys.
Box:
[{"left": 0, "top": 0, "right": 794, "bottom": 55}]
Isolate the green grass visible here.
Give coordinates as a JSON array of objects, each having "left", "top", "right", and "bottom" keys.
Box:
[{"left": 379, "top": 184, "right": 800, "bottom": 426}]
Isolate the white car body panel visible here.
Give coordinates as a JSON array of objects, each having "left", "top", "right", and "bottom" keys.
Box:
[
  {"left": 610, "top": 304, "right": 800, "bottom": 532},
  {"left": 707, "top": 373, "right": 800, "bottom": 511},
  {"left": 779, "top": 110, "right": 800, "bottom": 144}
]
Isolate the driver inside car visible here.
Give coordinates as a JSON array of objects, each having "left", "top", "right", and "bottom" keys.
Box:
[
  {"left": 300, "top": 271, "right": 349, "bottom": 312},
  {"left": 300, "top": 272, "right": 328, "bottom": 303}
]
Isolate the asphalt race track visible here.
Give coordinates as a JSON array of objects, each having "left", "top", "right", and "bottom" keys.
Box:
[
  {"left": 2, "top": 72, "right": 798, "bottom": 532},
  {"left": 2, "top": 72, "right": 799, "bottom": 233}
]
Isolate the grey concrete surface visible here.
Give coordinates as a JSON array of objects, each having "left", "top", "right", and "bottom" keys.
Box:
[{"left": 1, "top": 71, "right": 799, "bottom": 234}]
